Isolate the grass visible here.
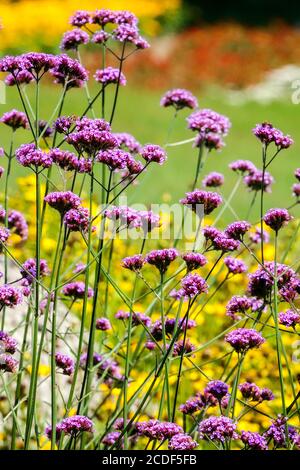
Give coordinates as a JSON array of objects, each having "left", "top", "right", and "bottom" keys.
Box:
[{"left": 0, "top": 82, "right": 299, "bottom": 225}]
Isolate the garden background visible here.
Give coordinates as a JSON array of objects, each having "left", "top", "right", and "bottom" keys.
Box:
[{"left": 1, "top": 0, "right": 300, "bottom": 219}]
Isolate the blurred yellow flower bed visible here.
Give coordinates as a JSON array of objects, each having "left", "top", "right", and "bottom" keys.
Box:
[{"left": 0, "top": 0, "right": 180, "bottom": 51}]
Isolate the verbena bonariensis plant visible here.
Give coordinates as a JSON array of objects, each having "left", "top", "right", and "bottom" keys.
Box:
[{"left": 0, "top": 8, "right": 299, "bottom": 451}]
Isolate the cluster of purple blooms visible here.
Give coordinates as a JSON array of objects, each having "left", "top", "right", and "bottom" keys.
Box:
[
  {"left": 105, "top": 207, "right": 160, "bottom": 233},
  {"left": 55, "top": 352, "right": 75, "bottom": 376},
  {"left": 187, "top": 108, "right": 231, "bottom": 151},
  {"left": 180, "top": 189, "right": 223, "bottom": 215},
  {"left": 225, "top": 328, "right": 265, "bottom": 354},
  {"left": 0, "top": 208, "right": 28, "bottom": 241},
  {"left": 253, "top": 122, "right": 294, "bottom": 149},
  {"left": 0, "top": 331, "right": 18, "bottom": 373},
  {"left": 80, "top": 352, "right": 123, "bottom": 385},
  {"left": 239, "top": 382, "right": 274, "bottom": 402},
  {"left": 160, "top": 88, "right": 198, "bottom": 111},
  {"left": 202, "top": 172, "right": 224, "bottom": 188},
  {"left": 46, "top": 415, "right": 93, "bottom": 440},
  {"left": 62, "top": 281, "right": 94, "bottom": 299}
]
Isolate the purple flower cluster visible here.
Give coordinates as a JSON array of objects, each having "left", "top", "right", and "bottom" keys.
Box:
[
  {"left": 229, "top": 159, "right": 257, "bottom": 174},
  {"left": 44, "top": 191, "right": 81, "bottom": 214},
  {"left": 224, "top": 256, "right": 247, "bottom": 275},
  {"left": 241, "top": 431, "right": 268, "bottom": 450},
  {"left": 0, "top": 109, "right": 28, "bottom": 130},
  {"left": 248, "top": 262, "right": 300, "bottom": 301},
  {"left": 62, "top": 282, "right": 94, "bottom": 299},
  {"left": 265, "top": 416, "right": 300, "bottom": 448},
  {"left": 20, "top": 258, "right": 50, "bottom": 285},
  {"left": 149, "top": 317, "right": 196, "bottom": 341},
  {"left": 239, "top": 382, "right": 274, "bottom": 402},
  {"left": 244, "top": 169, "right": 274, "bottom": 193},
  {"left": 249, "top": 227, "right": 270, "bottom": 244},
  {"left": 145, "top": 248, "right": 178, "bottom": 274},
  {"left": 141, "top": 144, "right": 167, "bottom": 165},
  {"left": 253, "top": 122, "right": 294, "bottom": 149},
  {"left": 205, "top": 380, "right": 229, "bottom": 400},
  {"left": 226, "top": 295, "right": 263, "bottom": 320},
  {"left": 61, "top": 29, "right": 89, "bottom": 50},
  {"left": 50, "top": 148, "right": 92, "bottom": 173},
  {"left": 64, "top": 207, "right": 93, "bottom": 232},
  {"left": 160, "top": 88, "right": 198, "bottom": 111},
  {"left": 136, "top": 420, "right": 183, "bottom": 441},
  {"left": 180, "top": 190, "right": 222, "bottom": 215},
  {"left": 92, "top": 30, "right": 110, "bottom": 45},
  {"left": 46, "top": 415, "right": 93, "bottom": 440},
  {"left": 16, "top": 143, "right": 53, "bottom": 169},
  {"left": 198, "top": 416, "right": 238, "bottom": 442},
  {"left": 105, "top": 206, "right": 160, "bottom": 232},
  {"left": 182, "top": 252, "right": 207, "bottom": 271},
  {"left": 94, "top": 67, "right": 126, "bottom": 86},
  {"left": 67, "top": 117, "right": 117, "bottom": 154},
  {"left": 171, "top": 273, "right": 208, "bottom": 300},
  {"left": 96, "top": 318, "right": 112, "bottom": 331},
  {"left": 0, "top": 208, "right": 28, "bottom": 241},
  {"left": 80, "top": 352, "right": 123, "bottom": 384},
  {"left": 0, "top": 331, "right": 18, "bottom": 354},
  {"left": 0, "top": 354, "right": 18, "bottom": 373},
  {"left": 122, "top": 254, "right": 145, "bottom": 272},
  {"left": 114, "top": 132, "right": 141, "bottom": 154},
  {"left": 263, "top": 208, "right": 292, "bottom": 232},
  {"left": 168, "top": 433, "right": 198, "bottom": 450},
  {"left": 0, "top": 285, "right": 22, "bottom": 308},
  {"left": 202, "top": 172, "right": 224, "bottom": 188},
  {"left": 55, "top": 352, "right": 75, "bottom": 376},
  {"left": 278, "top": 309, "right": 300, "bottom": 328},
  {"left": 225, "top": 328, "right": 265, "bottom": 353},
  {"left": 224, "top": 221, "right": 251, "bottom": 241},
  {"left": 187, "top": 108, "right": 231, "bottom": 150},
  {"left": 50, "top": 54, "right": 88, "bottom": 89},
  {"left": 203, "top": 226, "right": 240, "bottom": 253}
]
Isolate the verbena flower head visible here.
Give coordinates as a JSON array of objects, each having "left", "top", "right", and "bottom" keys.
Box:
[
  {"left": 241, "top": 431, "right": 268, "bottom": 450},
  {"left": 114, "top": 132, "right": 141, "bottom": 154},
  {"left": 182, "top": 252, "right": 207, "bottom": 271},
  {"left": 61, "top": 29, "right": 89, "bottom": 50},
  {"left": 92, "top": 30, "right": 110, "bottom": 44},
  {"left": 46, "top": 415, "right": 93, "bottom": 440},
  {"left": 44, "top": 191, "right": 81, "bottom": 214},
  {"left": 50, "top": 54, "right": 88, "bottom": 89},
  {"left": 102, "top": 431, "right": 121, "bottom": 446},
  {"left": 96, "top": 148, "right": 129, "bottom": 171},
  {"left": 168, "top": 433, "right": 198, "bottom": 450},
  {"left": 248, "top": 261, "right": 299, "bottom": 300},
  {"left": 92, "top": 9, "right": 117, "bottom": 26},
  {"left": 205, "top": 380, "right": 229, "bottom": 400},
  {"left": 224, "top": 221, "right": 251, "bottom": 240},
  {"left": 229, "top": 159, "right": 257, "bottom": 174},
  {"left": 38, "top": 120, "right": 53, "bottom": 138},
  {"left": 136, "top": 420, "right": 183, "bottom": 441},
  {"left": 244, "top": 169, "right": 274, "bottom": 192},
  {"left": 0, "top": 208, "right": 28, "bottom": 241},
  {"left": 160, "top": 88, "right": 198, "bottom": 110},
  {"left": 67, "top": 117, "right": 117, "bottom": 154},
  {"left": 50, "top": 148, "right": 91, "bottom": 173},
  {"left": 194, "top": 132, "right": 225, "bottom": 151},
  {"left": 292, "top": 183, "right": 300, "bottom": 198},
  {"left": 172, "top": 339, "right": 196, "bottom": 357},
  {"left": 115, "top": 10, "right": 138, "bottom": 26},
  {"left": 225, "top": 328, "right": 265, "bottom": 353},
  {"left": 264, "top": 416, "right": 300, "bottom": 448},
  {"left": 54, "top": 115, "right": 76, "bottom": 135},
  {"left": 0, "top": 285, "right": 22, "bottom": 308},
  {"left": 62, "top": 281, "right": 93, "bottom": 299},
  {"left": 96, "top": 318, "right": 112, "bottom": 331},
  {"left": 145, "top": 248, "right": 178, "bottom": 274},
  {"left": 295, "top": 168, "right": 300, "bottom": 182},
  {"left": 113, "top": 24, "right": 139, "bottom": 43},
  {"left": 0, "top": 109, "right": 28, "bottom": 130},
  {"left": 21, "top": 52, "right": 56, "bottom": 77},
  {"left": 55, "top": 353, "right": 74, "bottom": 376},
  {"left": 94, "top": 67, "right": 126, "bottom": 86},
  {"left": 224, "top": 257, "right": 247, "bottom": 275},
  {"left": 187, "top": 108, "right": 231, "bottom": 135},
  {"left": 0, "top": 226, "right": 10, "bottom": 248},
  {"left": 0, "top": 331, "right": 18, "bottom": 354},
  {"left": 70, "top": 10, "right": 91, "bottom": 27},
  {"left": 226, "top": 295, "right": 252, "bottom": 320},
  {"left": 5, "top": 69, "right": 34, "bottom": 86},
  {"left": 179, "top": 396, "right": 202, "bottom": 414},
  {"left": 249, "top": 227, "right": 270, "bottom": 244},
  {"left": 64, "top": 207, "right": 92, "bottom": 232},
  {"left": 0, "top": 354, "right": 18, "bottom": 373},
  {"left": 198, "top": 416, "right": 238, "bottom": 443},
  {"left": 202, "top": 172, "right": 224, "bottom": 188},
  {"left": 239, "top": 382, "right": 274, "bottom": 402},
  {"left": 20, "top": 258, "right": 50, "bottom": 285},
  {"left": 141, "top": 144, "right": 167, "bottom": 165},
  {"left": 180, "top": 189, "right": 222, "bottom": 215},
  {"left": 210, "top": 235, "right": 240, "bottom": 253},
  {"left": 16, "top": 143, "right": 53, "bottom": 169},
  {"left": 122, "top": 254, "right": 145, "bottom": 272},
  {"left": 171, "top": 273, "right": 208, "bottom": 300},
  {"left": 263, "top": 208, "right": 292, "bottom": 232},
  {"left": 253, "top": 122, "right": 294, "bottom": 149},
  {"left": 278, "top": 309, "right": 300, "bottom": 328}
]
